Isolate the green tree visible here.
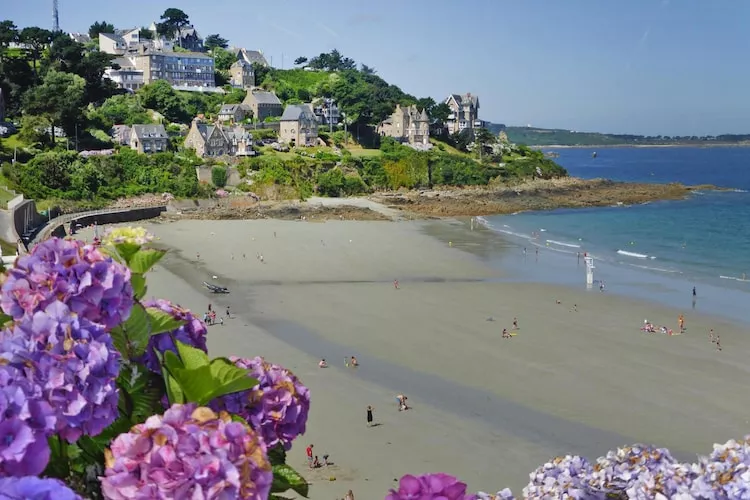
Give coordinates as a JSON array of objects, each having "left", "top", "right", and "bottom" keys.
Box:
[
  {"left": 157, "top": 8, "right": 190, "bottom": 43},
  {"left": 360, "top": 64, "right": 376, "bottom": 75},
  {"left": 70, "top": 160, "right": 105, "bottom": 198},
  {"left": 212, "top": 47, "right": 235, "bottom": 71},
  {"left": 316, "top": 167, "right": 344, "bottom": 196},
  {"left": 88, "top": 21, "right": 115, "bottom": 39},
  {"left": 0, "top": 54, "right": 34, "bottom": 116},
  {"left": 23, "top": 70, "right": 86, "bottom": 143},
  {"left": 17, "top": 114, "right": 50, "bottom": 146},
  {"left": 293, "top": 56, "right": 307, "bottom": 66},
  {"left": 45, "top": 32, "right": 85, "bottom": 73},
  {"left": 88, "top": 94, "right": 152, "bottom": 128},
  {"left": 138, "top": 27, "right": 154, "bottom": 40},
  {"left": 137, "top": 80, "right": 189, "bottom": 123},
  {"left": 0, "top": 20, "right": 18, "bottom": 54},
  {"left": 431, "top": 102, "right": 451, "bottom": 123},
  {"left": 19, "top": 26, "right": 53, "bottom": 77},
  {"left": 204, "top": 34, "right": 228, "bottom": 50},
  {"left": 252, "top": 62, "right": 270, "bottom": 85},
  {"left": 211, "top": 166, "right": 227, "bottom": 187}
]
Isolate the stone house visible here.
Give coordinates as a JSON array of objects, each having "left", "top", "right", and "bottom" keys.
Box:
[
  {"left": 377, "top": 104, "right": 430, "bottom": 145},
  {"left": 279, "top": 104, "right": 318, "bottom": 147},
  {"left": 313, "top": 98, "right": 340, "bottom": 126},
  {"left": 218, "top": 104, "right": 251, "bottom": 123},
  {"left": 242, "top": 89, "right": 283, "bottom": 121},
  {"left": 445, "top": 93, "right": 482, "bottom": 135},
  {"left": 173, "top": 26, "right": 203, "bottom": 52},
  {"left": 229, "top": 59, "right": 255, "bottom": 88},
  {"left": 184, "top": 120, "right": 254, "bottom": 157},
  {"left": 233, "top": 47, "right": 269, "bottom": 67},
  {"left": 129, "top": 124, "right": 168, "bottom": 153},
  {"left": 111, "top": 124, "right": 132, "bottom": 145}
]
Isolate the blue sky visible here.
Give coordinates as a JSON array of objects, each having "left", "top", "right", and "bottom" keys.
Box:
[{"left": 5, "top": 0, "right": 750, "bottom": 135}]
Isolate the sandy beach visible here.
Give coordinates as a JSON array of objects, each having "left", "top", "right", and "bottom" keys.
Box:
[{"left": 86, "top": 218, "right": 750, "bottom": 498}]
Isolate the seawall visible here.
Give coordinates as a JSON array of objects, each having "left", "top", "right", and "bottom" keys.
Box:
[{"left": 27, "top": 206, "right": 167, "bottom": 249}]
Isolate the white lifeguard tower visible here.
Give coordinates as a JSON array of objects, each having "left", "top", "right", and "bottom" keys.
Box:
[{"left": 584, "top": 255, "right": 595, "bottom": 288}]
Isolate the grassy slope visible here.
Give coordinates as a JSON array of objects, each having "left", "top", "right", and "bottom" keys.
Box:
[
  {"left": 260, "top": 69, "right": 334, "bottom": 94},
  {"left": 504, "top": 127, "right": 626, "bottom": 146}
]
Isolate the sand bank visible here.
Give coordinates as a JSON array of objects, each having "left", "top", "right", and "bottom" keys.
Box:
[{"left": 127, "top": 218, "right": 750, "bottom": 497}]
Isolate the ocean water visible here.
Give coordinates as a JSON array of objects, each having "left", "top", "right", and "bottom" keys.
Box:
[{"left": 478, "top": 147, "right": 750, "bottom": 323}]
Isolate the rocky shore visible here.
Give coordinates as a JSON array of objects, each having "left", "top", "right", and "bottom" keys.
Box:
[
  {"left": 108, "top": 178, "right": 715, "bottom": 222},
  {"left": 369, "top": 178, "right": 713, "bottom": 217}
]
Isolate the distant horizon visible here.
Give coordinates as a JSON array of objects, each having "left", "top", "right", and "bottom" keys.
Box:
[
  {"left": 4, "top": 0, "right": 749, "bottom": 136},
  {"left": 498, "top": 124, "right": 750, "bottom": 138}
]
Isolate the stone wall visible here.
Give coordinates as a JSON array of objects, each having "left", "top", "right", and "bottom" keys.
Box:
[
  {"left": 12, "top": 200, "right": 62, "bottom": 245},
  {"left": 68, "top": 207, "right": 167, "bottom": 235},
  {"left": 196, "top": 166, "right": 242, "bottom": 187}
]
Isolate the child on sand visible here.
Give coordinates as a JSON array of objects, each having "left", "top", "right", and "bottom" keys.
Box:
[
  {"left": 350, "top": 356, "right": 358, "bottom": 367},
  {"left": 393, "top": 279, "right": 399, "bottom": 289},
  {"left": 319, "top": 359, "right": 328, "bottom": 368},
  {"left": 512, "top": 317, "right": 518, "bottom": 330},
  {"left": 366, "top": 405, "right": 374, "bottom": 427}
]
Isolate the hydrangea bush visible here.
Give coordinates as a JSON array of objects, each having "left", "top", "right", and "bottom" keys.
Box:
[{"left": 0, "top": 226, "right": 748, "bottom": 500}]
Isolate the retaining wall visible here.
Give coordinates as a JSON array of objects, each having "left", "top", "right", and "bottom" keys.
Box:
[
  {"left": 68, "top": 207, "right": 167, "bottom": 235},
  {"left": 12, "top": 200, "right": 62, "bottom": 245}
]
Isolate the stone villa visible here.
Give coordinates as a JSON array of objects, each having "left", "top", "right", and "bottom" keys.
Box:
[
  {"left": 242, "top": 89, "right": 283, "bottom": 121},
  {"left": 129, "top": 124, "right": 168, "bottom": 153},
  {"left": 377, "top": 104, "right": 430, "bottom": 146},
  {"left": 279, "top": 104, "right": 318, "bottom": 147},
  {"left": 444, "top": 93, "right": 482, "bottom": 135},
  {"left": 184, "top": 119, "right": 254, "bottom": 157}
]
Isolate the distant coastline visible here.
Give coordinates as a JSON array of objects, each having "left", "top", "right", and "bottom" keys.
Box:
[{"left": 535, "top": 143, "right": 750, "bottom": 149}]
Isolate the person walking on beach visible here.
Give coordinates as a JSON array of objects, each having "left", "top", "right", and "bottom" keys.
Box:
[
  {"left": 345, "top": 490, "right": 355, "bottom": 500},
  {"left": 709, "top": 329, "right": 715, "bottom": 343},
  {"left": 366, "top": 405, "right": 374, "bottom": 427},
  {"left": 716, "top": 334, "right": 722, "bottom": 352},
  {"left": 678, "top": 314, "right": 685, "bottom": 333},
  {"left": 306, "top": 444, "right": 314, "bottom": 468},
  {"left": 226, "top": 306, "right": 231, "bottom": 318},
  {"left": 693, "top": 286, "right": 697, "bottom": 298},
  {"left": 512, "top": 317, "right": 519, "bottom": 330},
  {"left": 393, "top": 279, "right": 399, "bottom": 289}
]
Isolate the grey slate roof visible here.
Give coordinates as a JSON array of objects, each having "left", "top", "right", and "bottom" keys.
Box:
[
  {"left": 234, "top": 48, "right": 269, "bottom": 67},
  {"left": 248, "top": 91, "right": 281, "bottom": 106},
  {"left": 281, "top": 104, "right": 315, "bottom": 121},
  {"left": 451, "top": 93, "right": 479, "bottom": 107},
  {"left": 131, "top": 124, "right": 167, "bottom": 139}
]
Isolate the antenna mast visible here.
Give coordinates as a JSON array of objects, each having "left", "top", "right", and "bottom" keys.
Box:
[{"left": 52, "top": 0, "right": 60, "bottom": 32}]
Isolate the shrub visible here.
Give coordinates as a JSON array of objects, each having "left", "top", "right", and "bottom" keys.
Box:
[{"left": 211, "top": 166, "right": 227, "bottom": 187}]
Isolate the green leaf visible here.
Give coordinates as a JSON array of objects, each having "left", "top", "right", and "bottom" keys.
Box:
[
  {"left": 204, "top": 357, "right": 258, "bottom": 399},
  {"left": 0, "top": 312, "right": 13, "bottom": 326},
  {"left": 146, "top": 307, "right": 185, "bottom": 336},
  {"left": 164, "top": 373, "right": 186, "bottom": 405},
  {"left": 272, "top": 464, "right": 309, "bottom": 497},
  {"left": 175, "top": 340, "right": 210, "bottom": 369},
  {"left": 171, "top": 365, "right": 216, "bottom": 404},
  {"left": 115, "top": 242, "right": 142, "bottom": 263},
  {"left": 163, "top": 350, "right": 184, "bottom": 372},
  {"left": 110, "top": 326, "right": 129, "bottom": 359},
  {"left": 131, "top": 273, "right": 147, "bottom": 300},
  {"left": 268, "top": 443, "right": 287, "bottom": 466},
  {"left": 230, "top": 414, "right": 250, "bottom": 426},
  {"left": 128, "top": 249, "right": 166, "bottom": 274},
  {"left": 117, "top": 364, "right": 166, "bottom": 422},
  {"left": 121, "top": 303, "right": 151, "bottom": 357}
]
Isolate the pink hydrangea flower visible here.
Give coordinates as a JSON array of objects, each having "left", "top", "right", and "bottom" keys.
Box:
[
  {"left": 101, "top": 404, "right": 272, "bottom": 499},
  {"left": 386, "top": 473, "right": 473, "bottom": 500}
]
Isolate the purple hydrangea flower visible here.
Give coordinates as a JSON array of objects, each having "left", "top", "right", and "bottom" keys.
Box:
[
  {"left": 0, "top": 365, "right": 56, "bottom": 476},
  {"left": 2, "top": 301, "right": 120, "bottom": 442},
  {"left": 138, "top": 299, "right": 208, "bottom": 374},
  {"left": 523, "top": 455, "right": 602, "bottom": 499},
  {"left": 588, "top": 444, "right": 680, "bottom": 496},
  {"left": 101, "top": 403, "right": 272, "bottom": 500},
  {"left": 209, "top": 356, "right": 310, "bottom": 450},
  {"left": 386, "top": 473, "right": 473, "bottom": 500},
  {"left": 1, "top": 237, "right": 133, "bottom": 330},
  {"left": 0, "top": 475, "right": 82, "bottom": 500},
  {"left": 691, "top": 435, "right": 750, "bottom": 499},
  {"left": 472, "top": 489, "right": 516, "bottom": 500}
]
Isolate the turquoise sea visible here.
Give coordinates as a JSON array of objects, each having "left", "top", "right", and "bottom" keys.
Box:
[{"left": 479, "top": 146, "right": 750, "bottom": 323}]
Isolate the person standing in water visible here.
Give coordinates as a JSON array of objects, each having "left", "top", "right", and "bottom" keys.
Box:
[
  {"left": 693, "top": 287, "right": 697, "bottom": 297},
  {"left": 366, "top": 405, "right": 374, "bottom": 427}
]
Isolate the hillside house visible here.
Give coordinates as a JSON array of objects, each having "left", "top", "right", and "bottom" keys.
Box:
[
  {"left": 233, "top": 47, "right": 269, "bottom": 67},
  {"left": 230, "top": 60, "right": 255, "bottom": 88},
  {"left": 184, "top": 120, "right": 254, "bottom": 157},
  {"left": 111, "top": 125, "right": 132, "bottom": 145},
  {"left": 218, "top": 104, "right": 251, "bottom": 123},
  {"left": 377, "top": 104, "right": 430, "bottom": 145},
  {"left": 242, "top": 89, "right": 283, "bottom": 121},
  {"left": 445, "top": 93, "right": 482, "bottom": 135},
  {"left": 129, "top": 124, "right": 168, "bottom": 153},
  {"left": 279, "top": 104, "right": 318, "bottom": 147}
]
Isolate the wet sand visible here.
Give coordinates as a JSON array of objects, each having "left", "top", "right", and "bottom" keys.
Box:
[{"left": 130, "top": 219, "right": 750, "bottom": 497}]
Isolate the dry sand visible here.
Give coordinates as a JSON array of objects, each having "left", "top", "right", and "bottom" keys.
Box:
[{"left": 115, "top": 218, "right": 750, "bottom": 498}]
